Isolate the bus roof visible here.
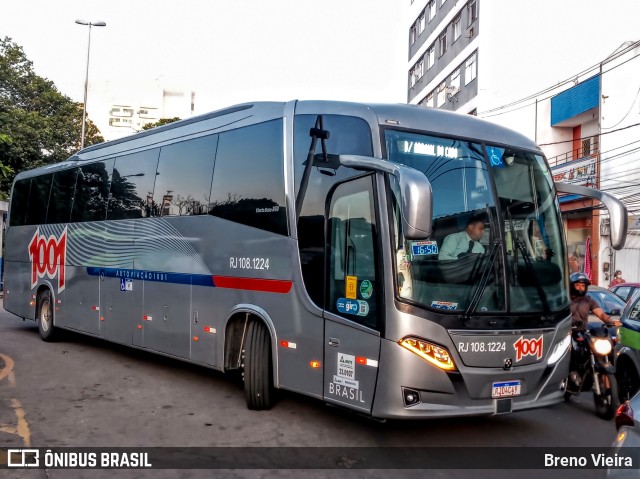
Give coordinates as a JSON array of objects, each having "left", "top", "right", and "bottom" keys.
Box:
[{"left": 14, "top": 100, "right": 541, "bottom": 181}]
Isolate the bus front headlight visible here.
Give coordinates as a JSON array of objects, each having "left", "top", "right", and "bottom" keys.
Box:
[
  {"left": 548, "top": 333, "right": 571, "bottom": 365},
  {"left": 399, "top": 337, "right": 457, "bottom": 371}
]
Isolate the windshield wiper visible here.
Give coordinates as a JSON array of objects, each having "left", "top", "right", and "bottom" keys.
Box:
[
  {"left": 296, "top": 116, "right": 330, "bottom": 219},
  {"left": 464, "top": 238, "right": 501, "bottom": 319}
]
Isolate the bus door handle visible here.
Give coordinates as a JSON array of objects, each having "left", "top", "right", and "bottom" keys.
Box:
[{"left": 328, "top": 338, "right": 340, "bottom": 347}]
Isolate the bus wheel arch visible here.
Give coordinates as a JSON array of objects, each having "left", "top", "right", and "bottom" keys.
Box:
[
  {"left": 223, "top": 308, "right": 277, "bottom": 410},
  {"left": 36, "top": 286, "right": 58, "bottom": 342}
]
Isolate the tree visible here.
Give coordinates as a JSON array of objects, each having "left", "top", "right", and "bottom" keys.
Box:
[
  {"left": 141, "top": 117, "right": 181, "bottom": 131},
  {"left": 0, "top": 37, "right": 104, "bottom": 199}
]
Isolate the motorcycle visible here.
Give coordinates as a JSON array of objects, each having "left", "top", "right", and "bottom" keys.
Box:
[{"left": 564, "top": 325, "right": 620, "bottom": 420}]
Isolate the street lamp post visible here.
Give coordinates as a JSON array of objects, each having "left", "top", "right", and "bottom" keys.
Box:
[{"left": 75, "top": 19, "right": 106, "bottom": 150}]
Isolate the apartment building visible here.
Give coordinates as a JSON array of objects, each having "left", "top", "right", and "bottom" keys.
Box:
[
  {"left": 88, "top": 80, "right": 195, "bottom": 141},
  {"left": 406, "top": 0, "right": 640, "bottom": 285}
]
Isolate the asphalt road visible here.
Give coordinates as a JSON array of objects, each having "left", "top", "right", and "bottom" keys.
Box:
[{"left": 0, "top": 301, "right": 625, "bottom": 479}]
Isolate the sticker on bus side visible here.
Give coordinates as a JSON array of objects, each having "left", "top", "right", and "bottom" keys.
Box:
[
  {"left": 336, "top": 298, "right": 369, "bottom": 317},
  {"left": 431, "top": 301, "right": 458, "bottom": 310},
  {"left": 359, "top": 280, "right": 373, "bottom": 299},
  {"left": 346, "top": 276, "right": 357, "bottom": 299}
]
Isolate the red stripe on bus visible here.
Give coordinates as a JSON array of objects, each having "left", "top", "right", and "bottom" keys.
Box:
[{"left": 212, "top": 276, "right": 292, "bottom": 294}]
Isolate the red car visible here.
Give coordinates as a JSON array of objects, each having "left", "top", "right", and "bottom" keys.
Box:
[{"left": 610, "top": 282, "right": 640, "bottom": 302}]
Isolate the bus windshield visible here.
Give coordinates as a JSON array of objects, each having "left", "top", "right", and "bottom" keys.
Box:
[{"left": 386, "top": 130, "right": 567, "bottom": 316}]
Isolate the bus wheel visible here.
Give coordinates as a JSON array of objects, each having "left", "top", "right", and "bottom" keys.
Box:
[
  {"left": 37, "top": 289, "right": 58, "bottom": 342},
  {"left": 243, "top": 320, "right": 275, "bottom": 410}
]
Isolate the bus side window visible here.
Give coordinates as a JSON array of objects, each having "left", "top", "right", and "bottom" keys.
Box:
[
  {"left": 47, "top": 168, "right": 78, "bottom": 224},
  {"left": 108, "top": 149, "right": 160, "bottom": 220},
  {"left": 72, "top": 160, "right": 114, "bottom": 223},
  {"left": 25, "top": 174, "right": 53, "bottom": 225},
  {"left": 209, "top": 119, "right": 287, "bottom": 235},
  {"left": 327, "top": 175, "right": 379, "bottom": 330},
  {"left": 153, "top": 134, "right": 218, "bottom": 217},
  {"left": 294, "top": 114, "right": 374, "bottom": 307},
  {"left": 9, "top": 178, "right": 31, "bottom": 226}
]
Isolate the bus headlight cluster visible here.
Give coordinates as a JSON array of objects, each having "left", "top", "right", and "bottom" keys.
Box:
[
  {"left": 399, "top": 337, "right": 456, "bottom": 371},
  {"left": 547, "top": 333, "right": 571, "bottom": 365}
]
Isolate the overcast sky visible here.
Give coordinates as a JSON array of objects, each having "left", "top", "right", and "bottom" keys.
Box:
[{"left": 0, "top": 0, "right": 409, "bottom": 113}]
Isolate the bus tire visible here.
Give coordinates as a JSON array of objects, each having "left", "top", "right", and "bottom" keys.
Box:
[
  {"left": 243, "top": 320, "right": 275, "bottom": 410},
  {"left": 37, "top": 289, "right": 58, "bottom": 342}
]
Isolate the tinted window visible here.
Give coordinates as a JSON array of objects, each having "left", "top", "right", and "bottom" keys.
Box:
[
  {"left": 9, "top": 179, "right": 31, "bottom": 226},
  {"left": 25, "top": 174, "right": 53, "bottom": 225},
  {"left": 108, "top": 149, "right": 160, "bottom": 220},
  {"left": 293, "top": 114, "right": 373, "bottom": 306},
  {"left": 613, "top": 286, "right": 632, "bottom": 301},
  {"left": 154, "top": 135, "right": 217, "bottom": 216},
  {"left": 47, "top": 168, "right": 78, "bottom": 224},
  {"left": 72, "top": 160, "right": 114, "bottom": 223},
  {"left": 209, "top": 120, "right": 286, "bottom": 235}
]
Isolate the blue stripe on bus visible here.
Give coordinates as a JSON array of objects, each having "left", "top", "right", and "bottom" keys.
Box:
[{"left": 86, "top": 267, "right": 215, "bottom": 287}]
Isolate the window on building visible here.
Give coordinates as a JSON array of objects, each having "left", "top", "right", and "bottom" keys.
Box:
[
  {"left": 468, "top": 0, "right": 477, "bottom": 26},
  {"left": 465, "top": 52, "right": 477, "bottom": 85},
  {"left": 418, "top": 13, "right": 426, "bottom": 35},
  {"left": 427, "top": 0, "right": 436, "bottom": 21},
  {"left": 138, "top": 107, "right": 159, "bottom": 119},
  {"left": 427, "top": 44, "right": 435, "bottom": 69},
  {"left": 410, "top": 24, "right": 417, "bottom": 45},
  {"left": 439, "top": 31, "right": 447, "bottom": 56},
  {"left": 450, "top": 68, "right": 461, "bottom": 91},
  {"left": 410, "top": 60, "right": 424, "bottom": 87},
  {"left": 426, "top": 92, "right": 435, "bottom": 108},
  {"left": 582, "top": 138, "right": 593, "bottom": 157},
  {"left": 453, "top": 15, "right": 462, "bottom": 41},
  {"left": 437, "top": 82, "right": 447, "bottom": 107}
]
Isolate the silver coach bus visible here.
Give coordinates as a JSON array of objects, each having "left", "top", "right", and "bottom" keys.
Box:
[{"left": 3, "top": 101, "right": 628, "bottom": 418}]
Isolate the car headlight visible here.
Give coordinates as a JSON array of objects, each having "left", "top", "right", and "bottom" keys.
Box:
[{"left": 548, "top": 333, "right": 571, "bottom": 365}]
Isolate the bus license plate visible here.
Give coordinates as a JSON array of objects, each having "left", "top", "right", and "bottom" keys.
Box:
[{"left": 492, "top": 380, "right": 521, "bottom": 398}]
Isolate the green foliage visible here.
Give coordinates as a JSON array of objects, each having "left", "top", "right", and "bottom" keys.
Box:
[
  {"left": 0, "top": 36, "right": 104, "bottom": 199},
  {"left": 141, "top": 117, "right": 181, "bottom": 131}
]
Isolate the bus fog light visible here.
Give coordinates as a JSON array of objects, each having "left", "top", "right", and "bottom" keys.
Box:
[
  {"left": 399, "top": 337, "right": 456, "bottom": 371},
  {"left": 402, "top": 387, "right": 421, "bottom": 407}
]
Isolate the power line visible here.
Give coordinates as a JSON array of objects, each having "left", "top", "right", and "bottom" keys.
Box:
[{"left": 477, "top": 41, "right": 640, "bottom": 118}]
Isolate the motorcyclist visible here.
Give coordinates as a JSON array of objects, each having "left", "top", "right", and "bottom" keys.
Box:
[
  {"left": 569, "top": 272, "right": 622, "bottom": 331},
  {"left": 567, "top": 272, "right": 621, "bottom": 391}
]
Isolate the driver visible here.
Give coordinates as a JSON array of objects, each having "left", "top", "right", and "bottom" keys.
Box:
[
  {"left": 438, "top": 214, "right": 486, "bottom": 260},
  {"left": 569, "top": 272, "right": 621, "bottom": 331}
]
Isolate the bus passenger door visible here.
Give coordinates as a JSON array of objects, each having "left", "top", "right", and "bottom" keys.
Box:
[{"left": 323, "top": 175, "right": 381, "bottom": 414}]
